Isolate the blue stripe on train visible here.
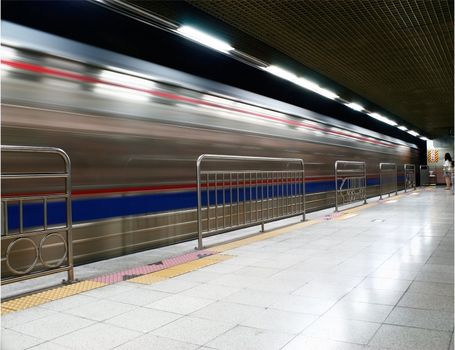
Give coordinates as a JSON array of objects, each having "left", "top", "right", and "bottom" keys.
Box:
[{"left": 6, "top": 177, "right": 400, "bottom": 230}]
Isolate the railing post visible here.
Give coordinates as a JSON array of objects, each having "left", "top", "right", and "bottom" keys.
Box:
[
  {"left": 196, "top": 155, "right": 204, "bottom": 250},
  {"left": 301, "top": 159, "right": 306, "bottom": 221},
  {"left": 364, "top": 162, "right": 367, "bottom": 204},
  {"left": 335, "top": 161, "right": 339, "bottom": 212},
  {"left": 61, "top": 149, "right": 74, "bottom": 283}
]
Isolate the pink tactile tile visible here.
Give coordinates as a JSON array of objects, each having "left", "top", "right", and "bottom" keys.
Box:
[
  {"left": 91, "top": 250, "right": 215, "bottom": 284},
  {"left": 159, "top": 250, "right": 213, "bottom": 268},
  {"left": 322, "top": 212, "right": 342, "bottom": 220}
]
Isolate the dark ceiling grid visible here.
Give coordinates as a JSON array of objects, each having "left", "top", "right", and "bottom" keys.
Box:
[
  {"left": 125, "top": 0, "right": 453, "bottom": 136},
  {"left": 185, "top": 0, "right": 453, "bottom": 137}
]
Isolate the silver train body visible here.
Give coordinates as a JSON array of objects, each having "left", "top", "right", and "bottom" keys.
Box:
[{"left": 1, "top": 22, "right": 419, "bottom": 273}]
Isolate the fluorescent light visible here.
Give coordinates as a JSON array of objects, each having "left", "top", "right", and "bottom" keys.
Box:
[
  {"left": 368, "top": 113, "right": 397, "bottom": 126},
  {"left": 398, "top": 125, "right": 408, "bottom": 131},
  {"left": 345, "top": 102, "right": 364, "bottom": 111},
  {"left": 315, "top": 87, "right": 339, "bottom": 100},
  {"left": 368, "top": 113, "right": 384, "bottom": 121},
  {"left": 293, "top": 77, "right": 338, "bottom": 99},
  {"left": 420, "top": 137, "right": 429, "bottom": 141},
  {"left": 407, "top": 130, "right": 420, "bottom": 137},
  {"left": 294, "top": 77, "right": 319, "bottom": 91},
  {"left": 177, "top": 25, "right": 234, "bottom": 53},
  {"left": 263, "top": 65, "right": 297, "bottom": 82}
]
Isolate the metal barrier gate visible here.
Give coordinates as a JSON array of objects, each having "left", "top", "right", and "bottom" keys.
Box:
[
  {"left": 335, "top": 160, "right": 367, "bottom": 212},
  {"left": 420, "top": 165, "right": 429, "bottom": 186},
  {"left": 379, "top": 163, "right": 398, "bottom": 199},
  {"left": 404, "top": 164, "right": 416, "bottom": 192},
  {"left": 196, "top": 154, "right": 305, "bottom": 249},
  {"left": 1, "top": 145, "right": 74, "bottom": 285}
]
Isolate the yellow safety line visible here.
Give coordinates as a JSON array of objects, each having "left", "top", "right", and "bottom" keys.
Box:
[
  {"left": 1, "top": 280, "right": 107, "bottom": 314},
  {"left": 210, "top": 220, "right": 318, "bottom": 253}
]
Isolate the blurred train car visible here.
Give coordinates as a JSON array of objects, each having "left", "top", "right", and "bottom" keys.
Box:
[{"left": 1, "top": 22, "right": 419, "bottom": 272}]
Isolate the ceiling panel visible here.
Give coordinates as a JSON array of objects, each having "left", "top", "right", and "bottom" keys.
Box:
[{"left": 131, "top": 0, "right": 453, "bottom": 137}]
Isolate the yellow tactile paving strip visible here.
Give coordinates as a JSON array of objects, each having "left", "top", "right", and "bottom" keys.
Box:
[
  {"left": 129, "top": 254, "right": 233, "bottom": 285},
  {"left": 1, "top": 189, "right": 416, "bottom": 315},
  {"left": 211, "top": 220, "right": 318, "bottom": 253},
  {"left": 1, "top": 281, "right": 107, "bottom": 314}
]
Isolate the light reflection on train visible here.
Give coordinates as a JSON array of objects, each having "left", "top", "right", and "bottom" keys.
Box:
[{"left": 1, "top": 23, "right": 419, "bottom": 272}]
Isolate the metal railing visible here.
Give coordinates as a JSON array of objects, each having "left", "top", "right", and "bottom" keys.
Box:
[
  {"left": 420, "top": 165, "right": 429, "bottom": 186},
  {"left": 1, "top": 145, "right": 74, "bottom": 285},
  {"left": 404, "top": 164, "right": 416, "bottom": 192},
  {"left": 379, "top": 163, "right": 398, "bottom": 199},
  {"left": 335, "top": 160, "right": 367, "bottom": 211},
  {"left": 196, "top": 154, "right": 305, "bottom": 249}
]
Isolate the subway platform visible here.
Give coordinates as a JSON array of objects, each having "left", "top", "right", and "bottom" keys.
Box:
[{"left": 1, "top": 187, "right": 453, "bottom": 350}]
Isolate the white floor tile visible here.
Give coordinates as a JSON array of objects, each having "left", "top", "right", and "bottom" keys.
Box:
[
  {"left": 53, "top": 322, "right": 141, "bottom": 350},
  {"left": 115, "top": 334, "right": 199, "bottom": 350},
  {"left": 1, "top": 307, "right": 57, "bottom": 329},
  {"left": 108, "top": 288, "right": 170, "bottom": 306},
  {"left": 222, "top": 289, "right": 283, "bottom": 307},
  {"left": 271, "top": 295, "right": 338, "bottom": 315},
  {"left": 369, "top": 324, "right": 452, "bottom": 350},
  {"left": 324, "top": 301, "right": 393, "bottom": 323},
  {"left": 1, "top": 328, "right": 44, "bottom": 350},
  {"left": 303, "top": 316, "right": 381, "bottom": 344},
  {"left": 151, "top": 316, "right": 235, "bottom": 346},
  {"left": 240, "top": 308, "right": 317, "bottom": 334},
  {"left": 206, "top": 325, "right": 294, "bottom": 350},
  {"left": 105, "top": 307, "right": 181, "bottom": 332},
  {"left": 10, "top": 312, "right": 95, "bottom": 341},
  {"left": 282, "top": 335, "right": 366, "bottom": 350},
  {"left": 64, "top": 299, "right": 137, "bottom": 321},
  {"left": 146, "top": 294, "right": 214, "bottom": 314},
  {"left": 190, "top": 301, "right": 265, "bottom": 324},
  {"left": 181, "top": 284, "right": 241, "bottom": 300}
]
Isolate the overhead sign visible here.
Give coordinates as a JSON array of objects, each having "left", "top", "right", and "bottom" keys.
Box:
[{"left": 427, "top": 149, "right": 439, "bottom": 163}]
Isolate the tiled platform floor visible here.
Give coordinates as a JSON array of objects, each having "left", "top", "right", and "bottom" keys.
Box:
[{"left": 1, "top": 188, "right": 453, "bottom": 350}]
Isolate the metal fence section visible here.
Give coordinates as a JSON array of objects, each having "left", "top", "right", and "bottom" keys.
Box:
[
  {"left": 335, "top": 160, "right": 367, "bottom": 212},
  {"left": 379, "top": 163, "right": 398, "bottom": 199},
  {"left": 420, "top": 165, "right": 429, "bottom": 186},
  {"left": 1, "top": 145, "right": 74, "bottom": 285},
  {"left": 196, "top": 154, "right": 305, "bottom": 250},
  {"left": 404, "top": 164, "right": 416, "bottom": 192}
]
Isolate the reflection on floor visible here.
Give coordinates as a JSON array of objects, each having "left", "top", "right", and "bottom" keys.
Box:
[{"left": 1, "top": 187, "right": 454, "bottom": 350}]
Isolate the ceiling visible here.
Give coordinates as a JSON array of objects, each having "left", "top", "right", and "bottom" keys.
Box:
[{"left": 128, "top": 0, "right": 453, "bottom": 138}]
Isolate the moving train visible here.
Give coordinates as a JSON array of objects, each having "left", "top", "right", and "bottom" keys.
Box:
[{"left": 1, "top": 22, "right": 419, "bottom": 276}]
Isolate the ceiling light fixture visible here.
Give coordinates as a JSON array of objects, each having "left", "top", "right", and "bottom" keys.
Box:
[
  {"left": 314, "top": 87, "right": 339, "bottom": 100},
  {"left": 263, "top": 65, "right": 297, "bottom": 82},
  {"left": 368, "top": 113, "right": 397, "bottom": 126},
  {"left": 407, "top": 130, "right": 420, "bottom": 137},
  {"left": 345, "top": 103, "right": 364, "bottom": 112},
  {"left": 177, "top": 25, "right": 234, "bottom": 53}
]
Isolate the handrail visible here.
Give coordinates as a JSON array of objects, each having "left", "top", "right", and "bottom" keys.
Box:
[
  {"left": 196, "top": 154, "right": 305, "bottom": 249},
  {"left": 404, "top": 164, "right": 416, "bottom": 192},
  {"left": 379, "top": 163, "right": 398, "bottom": 199},
  {"left": 1, "top": 145, "right": 75, "bottom": 285},
  {"left": 335, "top": 160, "right": 367, "bottom": 211}
]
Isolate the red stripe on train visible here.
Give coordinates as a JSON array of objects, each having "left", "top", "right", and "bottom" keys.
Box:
[{"left": 2, "top": 59, "right": 393, "bottom": 148}]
